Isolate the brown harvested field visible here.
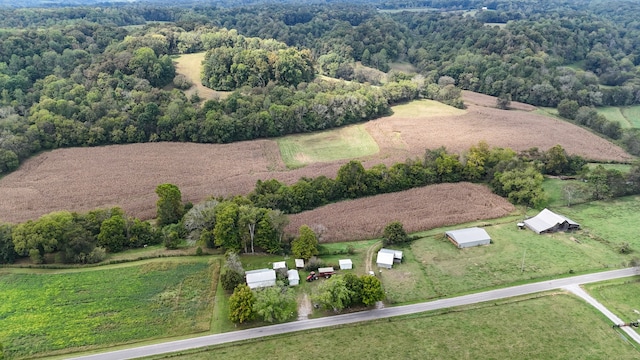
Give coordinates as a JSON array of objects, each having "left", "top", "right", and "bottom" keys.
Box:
[
  {"left": 0, "top": 94, "right": 634, "bottom": 224},
  {"left": 174, "top": 52, "right": 231, "bottom": 101},
  {"left": 462, "top": 90, "right": 538, "bottom": 111},
  {"left": 284, "top": 182, "right": 515, "bottom": 242},
  {"left": 365, "top": 95, "right": 634, "bottom": 163}
]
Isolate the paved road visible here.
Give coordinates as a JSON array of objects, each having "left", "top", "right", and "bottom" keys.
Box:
[{"left": 66, "top": 267, "right": 639, "bottom": 360}]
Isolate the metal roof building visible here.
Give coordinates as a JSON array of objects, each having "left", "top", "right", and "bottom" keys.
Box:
[
  {"left": 287, "top": 269, "right": 300, "bottom": 286},
  {"left": 524, "top": 208, "right": 580, "bottom": 234},
  {"left": 376, "top": 251, "right": 394, "bottom": 269},
  {"left": 445, "top": 227, "right": 491, "bottom": 248},
  {"left": 272, "top": 261, "right": 287, "bottom": 270},
  {"left": 245, "top": 269, "right": 276, "bottom": 289},
  {"left": 339, "top": 259, "right": 353, "bottom": 270}
]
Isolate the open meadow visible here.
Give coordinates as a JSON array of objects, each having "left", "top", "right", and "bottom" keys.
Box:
[
  {"left": 0, "top": 258, "right": 219, "bottom": 359},
  {"left": 0, "top": 96, "right": 632, "bottom": 224},
  {"left": 585, "top": 277, "right": 640, "bottom": 325},
  {"left": 145, "top": 293, "right": 640, "bottom": 360},
  {"left": 173, "top": 52, "right": 231, "bottom": 101},
  {"left": 381, "top": 196, "right": 640, "bottom": 304}
]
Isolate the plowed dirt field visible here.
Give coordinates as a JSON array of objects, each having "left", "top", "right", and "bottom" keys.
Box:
[{"left": 0, "top": 93, "right": 632, "bottom": 224}]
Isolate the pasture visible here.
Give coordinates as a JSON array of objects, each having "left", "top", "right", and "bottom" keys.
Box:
[
  {"left": 597, "top": 106, "right": 633, "bottom": 128},
  {"left": 621, "top": 106, "right": 640, "bottom": 128},
  {"left": 585, "top": 277, "right": 640, "bottom": 324},
  {"left": 0, "top": 258, "right": 219, "bottom": 359},
  {"left": 145, "top": 293, "right": 640, "bottom": 360},
  {"left": 277, "top": 125, "right": 379, "bottom": 168}
]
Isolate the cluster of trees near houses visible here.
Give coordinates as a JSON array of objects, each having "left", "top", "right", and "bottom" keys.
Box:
[{"left": 4, "top": 0, "right": 640, "bottom": 173}]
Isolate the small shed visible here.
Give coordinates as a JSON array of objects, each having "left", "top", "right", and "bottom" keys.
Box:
[
  {"left": 295, "top": 258, "right": 305, "bottom": 268},
  {"left": 272, "top": 261, "right": 287, "bottom": 270},
  {"left": 287, "top": 269, "right": 300, "bottom": 286},
  {"left": 245, "top": 269, "right": 276, "bottom": 289},
  {"left": 376, "top": 250, "right": 394, "bottom": 269},
  {"left": 379, "top": 248, "right": 403, "bottom": 263},
  {"left": 524, "top": 208, "right": 580, "bottom": 234},
  {"left": 339, "top": 259, "right": 353, "bottom": 270},
  {"left": 445, "top": 227, "right": 492, "bottom": 248}
]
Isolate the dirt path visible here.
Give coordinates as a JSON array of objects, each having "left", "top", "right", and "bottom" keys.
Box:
[
  {"left": 364, "top": 240, "right": 382, "bottom": 274},
  {"left": 297, "top": 293, "right": 313, "bottom": 321}
]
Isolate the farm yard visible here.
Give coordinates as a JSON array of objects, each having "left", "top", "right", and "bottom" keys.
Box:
[
  {"left": 0, "top": 258, "right": 219, "bottom": 360},
  {"left": 0, "top": 97, "right": 632, "bottom": 224},
  {"left": 146, "top": 293, "right": 640, "bottom": 360}
]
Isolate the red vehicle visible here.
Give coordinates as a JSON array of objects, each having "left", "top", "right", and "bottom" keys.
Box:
[{"left": 306, "top": 267, "right": 337, "bottom": 282}]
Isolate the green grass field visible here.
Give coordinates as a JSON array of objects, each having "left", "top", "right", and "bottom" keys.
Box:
[
  {"left": 276, "top": 125, "right": 379, "bottom": 168},
  {"left": 596, "top": 106, "right": 633, "bottom": 128},
  {"left": 560, "top": 195, "right": 640, "bottom": 249},
  {"left": 145, "top": 293, "right": 640, "bottom": 360},
  {"left": 390, "top": 99, "right": 466, "bottom": 117},
  {"left": 586, "top": 277, "right": 640, "bottom": 325},
  {"left": 0, "top": 258, "right": 219, "bottom": 359},
  {"left": 621, "top": 105, "right": 640, "bottom": 128}
]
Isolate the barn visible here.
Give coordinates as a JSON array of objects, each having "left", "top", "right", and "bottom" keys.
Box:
[
  {"left": 339, "top": 259, "right": 353, "bottom": 270},
  {"left": 524, "top": 208, "right": 580, "bottom": 234},
  {"left": 245, "top": 269, "right": 276, "bottom": 289},
  {"left": 377, "top": 248, "right": 403, "bottom": 269},
  {"left": 287, "top": 269, "right": 300, "bottom": 286},
  {"left": 445, "top": 227, "right": 491, "bottom": 248}
]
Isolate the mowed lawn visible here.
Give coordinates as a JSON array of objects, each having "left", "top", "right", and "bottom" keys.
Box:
[
  {"left": 146, "top": 294, "right": 640, "bottom": 360},
  {"left": 277, "top": 125, "right": 379, "bottom": 168},
  {"left": 0, "top": 258, "right": 219, "bottom": 359},
  {"left": 585, "top": 277, "right": 640, "bottom": 326}
]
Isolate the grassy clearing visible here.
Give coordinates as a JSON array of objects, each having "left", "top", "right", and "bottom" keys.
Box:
[
  {"left": 596, "top": 106, "right": 633, "bottom": 128},
  {"left": 542, "top": 178, "right": 589, "bottom": 208},
  {"left": 585, "top": 277, "right": 640, "bottom": 325},
  {"left": 390, "top": 99, "right": 466, "bottom": 117},
  {"left": 559, "top": 195, "right": 640, "bottom": 250},
  {"left": 388, "top": 62, "right": 417, "bottom": 73},
  {"left": 0, "top": 258, "right": 218, "bottom": 359},
  {"left": 587, "top": 162, "right": 633, "bottom": 172},
  {"left": 408, "top": 223, "right": 621, "bottom": 298},
  {"left": 173, "top": 52, "right": 231, "bottom": 101},
  {"left": 621, "top": 105, "right": 640, "bottom": 128},
  {"left": 145, "top": 293, "right": 640, "bottom": 360},
  {"left": 276, "top": 124, "right": 379, "bottom": 168}
]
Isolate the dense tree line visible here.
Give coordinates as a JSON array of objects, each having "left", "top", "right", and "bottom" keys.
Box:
[
  {"left": 249, "top": 143, "right": 594, "bottom": 213},
  {"left": 0, "top": 207, "right": 160, "bottom": 265}
]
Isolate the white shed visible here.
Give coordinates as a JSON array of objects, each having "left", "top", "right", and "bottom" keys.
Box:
[
  {"left": 379, "top": 248, "right": 403, "bottom": 263},
  {"left": 295, "top": 258, "right": 305, "bottom": 268},
  {"left": 245, "top": 269, "right": 276, "bottom": 289},
  {"left": 376, "top": 250, "right": 394, "bottom": 269},
  {"left": 445, "top": 227, "right": 491, "bottom": 248},
  {"left": 339, "top": 259, "right": 353, "bottom": 270},
  {"left": 287, "top": 269, "right": 300, "bottom": 286},
  {"left": 272, "top": 261, "right": 287, "bottom": 270}
]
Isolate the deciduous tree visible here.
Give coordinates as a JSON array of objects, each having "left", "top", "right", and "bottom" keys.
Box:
[
  {"left": 253, "top": 286, "right": 297, "bottom": 323},
  {"left": 229, "top": 284, "right": 256, "bottom": 324},
  {"left": 155, "top": 183, "right": 184, "bottom": 226},
  {"left": 291, "top": 225, "right": 318, "bottom": 260},
  {"left": 360, "top": 275, "right": 384, "bottom": 306},
  {"left": 383, "top": 221, "right": 409, "bottom": 246}
]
